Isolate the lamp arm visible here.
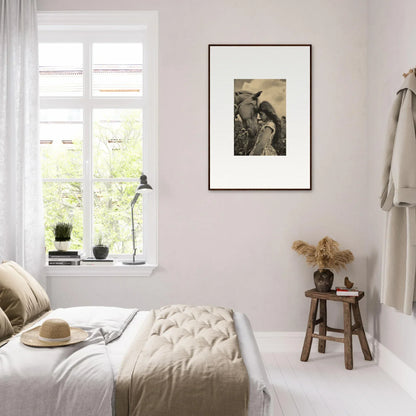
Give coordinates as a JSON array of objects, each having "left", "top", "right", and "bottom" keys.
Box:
[
  {"left": 131, "top": 203, "right": 137, "bottom": 263},
  {"left": 124, "top": 185, "right": 148, "bottom": 265}
]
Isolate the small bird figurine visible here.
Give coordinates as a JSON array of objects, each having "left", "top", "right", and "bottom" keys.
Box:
[{"left": 344, "top": 276, "right": 354, "bottom": 289}]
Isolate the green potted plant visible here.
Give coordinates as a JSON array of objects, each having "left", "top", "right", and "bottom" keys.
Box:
[
  {"left": 53, "top": 222, "right": 73, "bottom": 251},
  {"left": 292, "top": 236, "right": 354, "bottom": 292},
  {"left": 93, "top": 235, "right": 109, "bottom": 260}
]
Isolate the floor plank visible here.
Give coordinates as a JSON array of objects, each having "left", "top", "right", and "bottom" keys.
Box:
[
  {"left": 262, "top": 352, "right": 300, "bottom": 415},
  {"left": 261, "top": 349, "right": 416, "bottom": 416},
  {"left": 273, "top": 352, "right": 317, "bottom": 415},
  {"left": 262, "top": 353, "right": 284, "bottom": 416},
  {"left": 285, "top": 352, "right": 333, "bottom": 416}
]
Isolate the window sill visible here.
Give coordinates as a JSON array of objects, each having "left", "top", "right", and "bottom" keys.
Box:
[{"left": 45, "top": 263, "right": 157, "bottom": 277}]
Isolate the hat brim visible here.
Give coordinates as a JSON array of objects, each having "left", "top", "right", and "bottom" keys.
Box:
[
  {"left": 0, "top": 338, "right": 9, "bottom": 348},
  {"left": 20, "top": 326, "right": 88, "bottom": 348}
]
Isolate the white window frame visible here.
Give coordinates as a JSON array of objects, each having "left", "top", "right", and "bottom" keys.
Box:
[{"left": 39, "top": 12, "right": 158, "bottom": 276}]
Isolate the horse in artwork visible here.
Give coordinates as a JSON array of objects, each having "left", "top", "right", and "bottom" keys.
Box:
[{"left": 234, "top": 90, "right": 262, "bottom": 154}]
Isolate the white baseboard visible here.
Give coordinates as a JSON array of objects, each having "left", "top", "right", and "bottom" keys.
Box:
[
  {"left": 254, "top": 331, "right": 416, "bottom": 401},
  {"left": 370, "top": 337, "right": 416, "bottom": 401}
]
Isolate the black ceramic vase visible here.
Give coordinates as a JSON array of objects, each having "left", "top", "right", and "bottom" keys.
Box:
[
  {"left": 93, "top": 245, "right": 109, "bottom": 260},
  {"left": 313, "top": 269, "right": 334, "bottom": 292}
]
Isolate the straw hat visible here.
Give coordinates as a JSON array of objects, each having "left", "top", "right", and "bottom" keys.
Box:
[{"left": 21, "top": 319, "right": 88, "bottom": 347}]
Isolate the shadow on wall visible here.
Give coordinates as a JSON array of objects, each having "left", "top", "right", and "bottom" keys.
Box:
[
  {"left": 369, "top": 287, "right": 381, "bottom": 361},
  {"left": 367, "top": 248, "right": 380, "bottom": 359}
]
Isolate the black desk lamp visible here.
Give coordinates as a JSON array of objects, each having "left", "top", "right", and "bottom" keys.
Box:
[{"left": 123, "top": 174, "right": 152, "bottom": 265}]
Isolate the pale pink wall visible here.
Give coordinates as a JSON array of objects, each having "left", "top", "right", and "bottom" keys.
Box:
[
  {"left": 38, "top": 0, "right": 368, "bottom": 331},
  {"left": 367, "top": 0, "right": 416, "bottom": 371}
]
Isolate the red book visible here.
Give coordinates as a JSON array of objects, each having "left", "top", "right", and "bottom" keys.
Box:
[{"left": 336, "top": 286, "right": 359, "bottom": 296}]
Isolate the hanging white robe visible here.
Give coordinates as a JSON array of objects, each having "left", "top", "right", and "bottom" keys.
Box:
[{"left": 381, "top": 73, "right": 416, "bottom": 315}]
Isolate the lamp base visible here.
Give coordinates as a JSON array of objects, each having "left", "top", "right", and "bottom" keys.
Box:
[{"left": 122, "top": 260, "right": 145, "bottom": 265}]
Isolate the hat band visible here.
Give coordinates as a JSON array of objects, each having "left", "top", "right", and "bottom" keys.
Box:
[{"left": 39, "top": 335, "right": 71, "bottom": 343}]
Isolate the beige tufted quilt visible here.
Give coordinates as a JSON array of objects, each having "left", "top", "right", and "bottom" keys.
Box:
[{"left": 116, "top": 305, "right": 249, "bottom": 416}]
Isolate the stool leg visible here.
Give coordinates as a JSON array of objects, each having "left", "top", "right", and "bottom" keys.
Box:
[
  {"left": 318, "top": 299, "right": 327, "bottom": 353},
  {"left": 352, "top": 303, "right": 372, "bottom": 361},
  {"left": 301, "top": 298, "right": 318, "bottom": 362},
  {"left": 343, "top": 302, "right": 353, "bottom": 370}
]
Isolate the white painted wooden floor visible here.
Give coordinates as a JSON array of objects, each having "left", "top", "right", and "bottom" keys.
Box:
[{"left": 261, "top": 350, "right": 416, "bottom": 416}]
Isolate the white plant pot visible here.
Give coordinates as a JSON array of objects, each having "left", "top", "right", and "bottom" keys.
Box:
[{"left": 54, "top": 241, "right": 70, "bottom": 251}]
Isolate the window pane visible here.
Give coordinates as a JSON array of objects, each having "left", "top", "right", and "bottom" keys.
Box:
[
  {"left": 40, "top": 109, "right": 83, "bottom": 178},
  {"left": 92, "top": 43, "right": 143, "bottom": 96},
  {"left": 94, "top": 182, "right": 142, "bottom": 255},
  {"left": 93, "top": 109, "right": 142, "bottom": 178},
  {"left": 43, "top": 182, "right": 83, "bottom": 252},
  {"left": 39, "top": 43, "right": 83, "bottom": 96}
]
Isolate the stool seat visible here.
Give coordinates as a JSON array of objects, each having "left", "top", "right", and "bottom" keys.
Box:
[{"left": 301, "top": 288, "right": 372, "bottom": 370}]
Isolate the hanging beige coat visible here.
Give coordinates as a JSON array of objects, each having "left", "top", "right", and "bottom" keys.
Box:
[{"left": 381, "top": 73, "right": 416, "bottom": 315}]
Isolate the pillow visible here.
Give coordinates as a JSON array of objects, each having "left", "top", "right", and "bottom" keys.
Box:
[
  {"left": 0, "top": 307, "right": 13, "bottom": 346},
  {"left": 0, "top": 261, "right": 50, "bottom": 332}
]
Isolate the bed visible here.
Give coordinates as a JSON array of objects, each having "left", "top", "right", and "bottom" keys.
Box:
[{"left": 0, "top": 261, "right": 271, "bottom": 416}]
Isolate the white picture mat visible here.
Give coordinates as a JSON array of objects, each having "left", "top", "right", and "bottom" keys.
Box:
[{"left": 209, "top": 45, "right": 311, "bottom": 189}]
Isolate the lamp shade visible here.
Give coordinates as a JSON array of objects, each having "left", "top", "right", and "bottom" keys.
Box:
[
  {"left": 130, "top": 174, "right": 152, "bottom": 207},
  {"left": 136, "top": 174, "right": 153, "bottom": 193}
]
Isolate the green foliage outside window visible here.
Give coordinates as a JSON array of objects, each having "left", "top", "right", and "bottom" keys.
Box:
[{"left": 42, "top": 109, "right": 143, "bottom": 254}]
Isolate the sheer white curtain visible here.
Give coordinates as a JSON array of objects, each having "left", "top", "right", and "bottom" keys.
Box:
[{"left": 0, "top": 0, "right": 45, "bottom": 283}]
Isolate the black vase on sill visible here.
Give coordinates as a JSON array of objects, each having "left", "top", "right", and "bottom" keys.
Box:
[
  {"left": 93, "top": 245, "right": 109, "bottom": 260},
  {"left": 313, "top": 269, "right": 334, "bottom": 292}
]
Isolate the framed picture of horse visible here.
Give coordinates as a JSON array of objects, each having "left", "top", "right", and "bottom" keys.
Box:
[{"left": 208, "top": 44, "right": 312, "bottom": 190}]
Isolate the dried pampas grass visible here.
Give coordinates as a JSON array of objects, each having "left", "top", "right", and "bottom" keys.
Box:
[{"left": 292, "top": 236, "right": 354, "bottom": 271}]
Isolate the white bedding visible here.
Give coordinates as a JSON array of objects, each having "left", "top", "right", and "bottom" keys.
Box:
[{"left": 0, "top": 307, "right": 271, "bottom": 416}]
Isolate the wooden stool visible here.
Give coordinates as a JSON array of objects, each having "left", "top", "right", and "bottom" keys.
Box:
[{"left": 300, "top": 289, "right": 372, "bottom": 370}]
